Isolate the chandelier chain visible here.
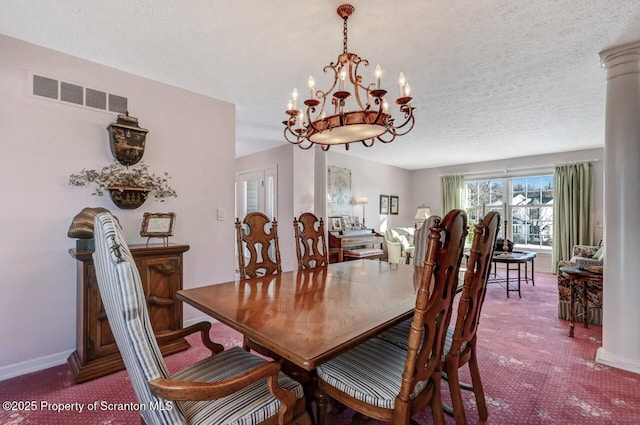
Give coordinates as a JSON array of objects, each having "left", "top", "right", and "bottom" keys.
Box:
[{"left": 343, "top": 16, "right": 348, "bottom": 54}]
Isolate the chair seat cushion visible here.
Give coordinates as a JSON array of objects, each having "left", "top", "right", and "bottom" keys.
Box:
[
  {"left": 174, "top": 347, "right": 303, "bottom": 425},
  {"left": 377, "top": 320, "right": 463, "bottom": 356},
  {"left": 376, "top": 318, "right": 414, "bottom": 350},
  {"left": 316, "top": 338, "right": 427, "bottom": 409}
]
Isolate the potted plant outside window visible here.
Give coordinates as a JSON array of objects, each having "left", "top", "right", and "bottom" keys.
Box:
[{"left": 69, "top": 162, "right": 177, "bottom": 209}]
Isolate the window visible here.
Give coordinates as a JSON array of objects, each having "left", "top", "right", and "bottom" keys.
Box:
[{"left": 465, "top": 175, "right": 553, "bottom": 249}]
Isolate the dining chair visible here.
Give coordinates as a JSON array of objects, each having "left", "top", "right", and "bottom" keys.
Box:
[
  {"left": 441, "top": 210, "right": 500, "bottom": 425},
  {"left": 375, "top": 211, "right": 500, "bottom": 425},
  {"left": 235, "top": 212, "right": 282, "bottom": 279},
  {"left": 314, "top": 209, "right": 468, "bottom": 425},
  {"left": 91, "top": 212, "right": 310, "bottom": 425},
  {"left": 293, "top": 212, "right": 329, "bottom": 269},
  {"left": 236, "top": 212, "right": 283, "bottom": 359}
]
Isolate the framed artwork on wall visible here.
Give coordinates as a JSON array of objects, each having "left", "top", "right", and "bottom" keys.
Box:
[
  {"left": 390, "top": 196, "right": 399, "bottom": 215},
  {"left": 380, "top": 195, "right": 390, "bottom": 215},
  {"left": 327, "top": 166, "right": 352, "bottom": 217}
]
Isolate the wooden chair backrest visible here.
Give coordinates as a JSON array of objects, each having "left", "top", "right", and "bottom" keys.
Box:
[
  {"left": 293, "top": 213, "right": 329, "bottom": 269},
  {"left": 398, "top": 209, "right": 468, "bottom": 404},
  {"left": 449, "top": 211, "right": 500, "bottom": 356},
  {"left": 235, "top": 212, "right": 282, "bottom": 279},
  {"left": 413, "top": 215, "right": 442, "bottom": 267}
]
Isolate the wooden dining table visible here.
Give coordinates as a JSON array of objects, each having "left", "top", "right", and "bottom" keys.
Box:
[{"left": 177, "top": 259, "right": 422, "bottom": 372}]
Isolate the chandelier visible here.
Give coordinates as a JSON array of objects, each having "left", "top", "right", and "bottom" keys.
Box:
[{"left": 283, "top": 4, "right": 415, "bottom": 151}]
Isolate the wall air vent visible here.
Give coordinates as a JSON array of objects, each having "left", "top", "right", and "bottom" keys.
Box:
[{"left": 31, "top": 73, "right": 128, "bottom": 114}]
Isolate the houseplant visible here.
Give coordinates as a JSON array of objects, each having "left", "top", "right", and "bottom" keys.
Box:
[{"left": 69, "top": 161, "right": 177, "bottom": 209}]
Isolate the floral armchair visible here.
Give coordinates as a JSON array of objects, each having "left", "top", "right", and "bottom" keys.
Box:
[{"left": 557, "top": 243, "right": 604, "bottom": 325}]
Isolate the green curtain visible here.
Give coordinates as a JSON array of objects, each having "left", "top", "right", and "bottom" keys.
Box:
[
  {"left": 441, "top": 175, "right": 465, "bottom": 216},
  {"left": 552, "top": 162, "right": 594, "bottom": 269}
]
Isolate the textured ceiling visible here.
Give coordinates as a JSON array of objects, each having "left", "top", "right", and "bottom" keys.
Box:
[{"left": 2, "top": 0, "right": 640, "bottom": 170}]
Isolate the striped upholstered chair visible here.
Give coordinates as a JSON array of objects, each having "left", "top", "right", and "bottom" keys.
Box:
[
  {"left": 314, "top": 210, "right": 468, "bottom": 425},
  {"left": 92, "top": 212, "right": 309, "bottom": 425}
]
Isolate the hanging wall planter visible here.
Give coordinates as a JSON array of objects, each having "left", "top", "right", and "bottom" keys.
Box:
[
  {"left": 107, "top": 186, "right": 150, "bottom": 209},
  {"left": 107, "top": 112, "right": 149, "bottom": 166},
  {"left": 69, "top": 162, "right": 177, "bottom": 210}
]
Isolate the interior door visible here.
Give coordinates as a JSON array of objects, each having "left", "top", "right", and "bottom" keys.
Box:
[
  {"left": 235, "top": 166, "right": 278, "bottom": 266},
  {"left": 236, "top": 165, "right": 277, "bottom": 220}
]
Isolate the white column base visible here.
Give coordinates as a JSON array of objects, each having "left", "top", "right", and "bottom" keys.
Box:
[{"left": 596, "top": 347, "right": 640, "bottom": 374}]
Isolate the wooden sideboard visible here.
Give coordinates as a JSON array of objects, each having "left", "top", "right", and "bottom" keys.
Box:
[
  {"left": 67, "top": 244, "right": 190, "bottom": 383},
  {"left": 328, "top": 230, "right": 385, "bottom": 262}
]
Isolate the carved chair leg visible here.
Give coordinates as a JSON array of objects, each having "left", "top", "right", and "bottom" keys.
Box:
[
  {"left": 445, "top": 362, "right": 468, "bottom": 425},
  {"left": 315, "top": 389, "right": 328, "bottom": 425},
  {"left": 469, "top": 350, "right": 488, "bottom": 420},
  {"left": 430, "top": 379, "right": 447, "bottom": 425}
]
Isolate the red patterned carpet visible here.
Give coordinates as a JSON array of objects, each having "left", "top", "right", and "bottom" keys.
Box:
[{"left": 1, "top": 272, "right": 639, "bottom": 424}]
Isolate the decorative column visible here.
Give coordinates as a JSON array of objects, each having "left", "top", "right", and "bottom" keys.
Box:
[
  {"left": 597, "top": 41, "right": 640, "bottom": 373},
  {"left": 314, "top": 145, "right": 328, "bottom": 220}
]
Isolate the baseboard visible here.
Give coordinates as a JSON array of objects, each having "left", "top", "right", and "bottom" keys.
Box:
[
  {"left": 0, "top": 349, "right": 73, "bottom": 383},
  {"left": 0, "top": 316, "right": 218, "bottom": 383},
  {"left": 596, "top": 347, "right": 640, "bottom": 374}
]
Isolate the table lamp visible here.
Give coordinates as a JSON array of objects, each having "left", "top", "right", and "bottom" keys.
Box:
[
  {"left": 358, "top": 197, "right": 369, "bottom": 228},
  {"left": 415, "top": 205, "right": 431, "bottom": 228}
]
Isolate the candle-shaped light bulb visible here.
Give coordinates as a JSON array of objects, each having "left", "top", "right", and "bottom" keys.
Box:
[
  {"left": 292, "top": 88, "right": 298, "bottom": 110},
  {"left": 308, "top": 76, "right": 315, "bottom": 99},
  {"left": 404, "top": 82, "right": 411, "bottom": 97},
  {"left": 399, "top": 72, "right": 406, "bottom": 96},
  {"left": 382, "top": 99, "right": 389, "bottom": 114},
  {"left": 297, "top": 112, "right": 303, "bottom": 129},
  {"left": 339, "top": 67, "right": 347, "bottom": 91},
  {"left": 287, "top": 100, "right": 293, "bottom": 111},
  {"left": 375, "top": 64, "right": 382, "bottom": 89}
]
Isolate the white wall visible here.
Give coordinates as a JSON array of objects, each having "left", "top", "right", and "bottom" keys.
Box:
[
  {"left": 0, "top": 35, "right": 236, "bottom": 378},
  {"left": 293, "top": 147, "right": 316, "bottom": 216},
  {"left": 235, "top": 144, "right": 298, "bottom": 272},
  {"left": 326, "top": 151, "right": 413, "bottom": 231}
]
